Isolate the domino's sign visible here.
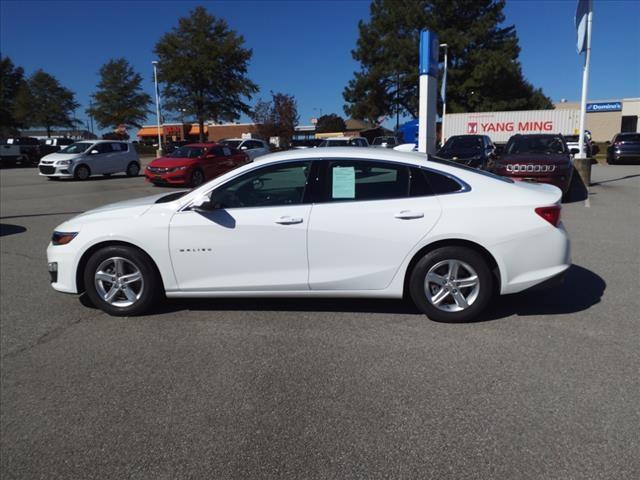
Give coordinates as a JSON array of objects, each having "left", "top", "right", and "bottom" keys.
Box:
[{"left": 586, "top": 102, "right": 622, "bottom": 113}]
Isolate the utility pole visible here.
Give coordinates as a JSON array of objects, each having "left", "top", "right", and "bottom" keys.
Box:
[{"left": 152, "top": 60, "right": 163, "bottom": 157}]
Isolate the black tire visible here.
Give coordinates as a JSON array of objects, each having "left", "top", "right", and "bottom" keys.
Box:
[
  {"left": 409, "top": 246, "right": 494, "bottom": 323},
  {"left": 190, "top": 169, "right": 205, "bottom": 187},
  {"left": 83, "top": 245, "right": 160, "bottom": 316},
  {"left": 126, "top": 162, "right": 140, "bottom": 177},
  {"left": 74, "top": 164, "right": 91, "bottom": 180}
]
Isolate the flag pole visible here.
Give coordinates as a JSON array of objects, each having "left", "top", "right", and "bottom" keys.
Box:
[
  {"left": 440, "top": 43, "right": 448, "bottom": 146},
  {"left": 577, "top": 2, "right": 592, "bottom": 159}
]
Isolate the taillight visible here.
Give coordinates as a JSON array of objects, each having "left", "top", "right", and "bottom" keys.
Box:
[{"left": 535, "top": 205, "right": 561, "bottom": 227}]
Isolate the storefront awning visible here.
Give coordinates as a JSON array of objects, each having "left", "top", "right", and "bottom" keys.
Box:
[{"left": 137, "top": 127, "right": 162, "bottom": 137}]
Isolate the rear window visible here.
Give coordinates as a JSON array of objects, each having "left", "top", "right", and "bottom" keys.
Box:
[{"left": 616, "top": 134, "right": 640, "bottom": 142}]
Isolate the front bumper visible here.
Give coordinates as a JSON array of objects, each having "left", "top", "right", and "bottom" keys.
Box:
[
  {"left": 46, "top": 242, "right": 79, "bottom": 293},
  {"left": 38, "top": 164, "right": 73, "bottom": 177},
  {"left": 144, "top": 169, "right": 190, "bottom": 185}
]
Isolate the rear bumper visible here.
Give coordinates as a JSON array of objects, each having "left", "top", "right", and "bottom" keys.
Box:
[{"left": 495, "top": 223, "right": 571, "bottom": 295}]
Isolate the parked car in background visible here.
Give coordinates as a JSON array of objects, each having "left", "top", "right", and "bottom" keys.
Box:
[
  {"left": 290, "top": 139, "right": 322, "bottom": 149},
  {"left": 436, "top": 135, "right": 495, "bottom": 169},
  {"left": 564, "top": 134, "right": 594, "bottom": 157},
  {"left": 318, "top": 137, "right": 369, "bottom": 147},
  {"left": 145, "top": 143, "right": 249, "bottom": 187},
  {"left": 165, "top": 140, "right": 191, "bottom": 154},
  {"left": 39, "top": 137, "right": 75, "bottom": 157},
  {"left": 219, "top": 138, "right": 270, "bottom": 161},
  {"left": 1, "top": 137, "right": 41, "bottom": 166},
  {"left": 47, "top": 148, "right": 570, "bottom": 322},
  {"left": 493, "top": 134, "right": 573, "bottom": 196},
  {"left": 371, "top": 136, "right": 399, "bottom": 148},
  {"left": 38, "top": 140, "right": 140, "bottom": 180},
  {"left": 607, "top": 133, "right": 640, "bottom": 164}
]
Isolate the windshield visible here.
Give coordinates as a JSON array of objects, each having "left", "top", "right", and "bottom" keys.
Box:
[
  {"left": 220, "top": 140, "right": 241, "bottom": 148},
  {"left": 168, "top": 146, "right": 205, "bottom": 158},
  {"left": 428, "top": 156, "right": 514, "bottom": 183},
  {"left": 506, "top": 136, "right": 566, "bottom": 155},
  {"left": 372, "top": 137, "right": 395, "bottom": 145},
  {"left": 60, "top": 142, "right": 93, "bottom": 154},
  {"left": 320, "top": 140, "right": 350, "bottom": 147},
  {"left": 442, "top": 136, "right": 483, "bottom": 153}
]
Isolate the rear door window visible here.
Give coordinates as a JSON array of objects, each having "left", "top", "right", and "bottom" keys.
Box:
[{"left": 324, "top": 160, "right": 409, "bottom": 202}]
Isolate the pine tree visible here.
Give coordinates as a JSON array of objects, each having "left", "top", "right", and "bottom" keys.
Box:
[
  {"left": 343, "top": 0, "right": 553, "bottom": 122},
  {"left": 154, "top": 6, "right": 258, "bottom": 142},
  {"left": 87, "top": 58, "right": 151, "bottom": 131},
  {"left": 0, "top": 57, "right": 27, "bottom": 136}
]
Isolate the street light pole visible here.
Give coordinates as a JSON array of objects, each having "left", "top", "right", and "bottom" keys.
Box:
[
  {"left": 439, "top": 43, "right": 448, "bottom": 146},
  {"left": 152, "top": 60, "right": 163, "bottom": 157}
]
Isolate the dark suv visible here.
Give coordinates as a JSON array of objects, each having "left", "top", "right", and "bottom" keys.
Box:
[
  {"left": 607, "top": 133, "right": 640, "bottom": 164},
  {"left": 436, "top": 135, "right": 495, "bottom": 169},
  {"left": 493, "top": 134, "right": 573, "bottom": 195}
]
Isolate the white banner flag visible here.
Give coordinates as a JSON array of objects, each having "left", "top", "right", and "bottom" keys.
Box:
[{"left": 575, "top": 0, "right": 591, "bottom": 53}]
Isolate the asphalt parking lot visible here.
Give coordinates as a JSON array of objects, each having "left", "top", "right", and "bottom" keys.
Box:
[{"left": 1, "top": 161, "right": 639, "bottom": 479}]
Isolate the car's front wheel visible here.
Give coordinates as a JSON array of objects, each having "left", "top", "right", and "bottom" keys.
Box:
[
  {"left": 74, "top": 164, "right": 91, "bottom": 180},
  {"left": 409, "top": 246, "right": 494, "bottom": 322},
  {"left": 83, "top": 245, "right": 160, "bottom": 316},
  {"left": 190, "top": 169, "right": 205, "bottom": 187}
]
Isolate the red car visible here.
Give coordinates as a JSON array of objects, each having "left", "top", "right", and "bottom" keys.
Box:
[
  {"left": 144, "top": 143, "right": 250, "bottom": 187},
  {"left": 493, "top": 134, "right": 574, "bottom": 195}
]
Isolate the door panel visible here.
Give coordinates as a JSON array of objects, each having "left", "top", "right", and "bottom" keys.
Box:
[
  {"left": 307, "top": 197, "right": 441, "bottom": 290},
  {"left": 169, "top": 205, "right": 311, "bottom": 291}
]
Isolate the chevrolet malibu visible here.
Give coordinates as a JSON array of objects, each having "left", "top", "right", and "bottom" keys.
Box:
[{"left": 47, "top": 148, "right": 571, "bottom": 322}]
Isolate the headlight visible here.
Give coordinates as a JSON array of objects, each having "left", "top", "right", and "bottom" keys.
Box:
[
  {"left": 51, "top": 231, "right": 78, "bottom": 245},
  {"left": 57, "top": 159, "right": 73, "bottom": 165}
]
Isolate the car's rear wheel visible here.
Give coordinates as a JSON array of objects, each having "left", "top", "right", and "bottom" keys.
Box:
[
  {"left": 83, "top": 245, "right": 160, "bottom": 316},
  {"left": 74, "top": 164, "right": 90, "bottom": 180},
  {"left": 409, "top": 246, "right": 493, "bottom": 322},
  {"left": 126, "top": 162, "right": 140, "bottom": 177},
  {"left": 190, "top": 169, "right": 205, "bottom": 187}
]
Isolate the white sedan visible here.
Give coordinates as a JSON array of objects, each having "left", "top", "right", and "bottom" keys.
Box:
[{"left": 46, "top": 148, "right": 570, "bottom": 322}]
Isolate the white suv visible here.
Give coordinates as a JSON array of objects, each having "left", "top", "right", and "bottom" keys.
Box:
[
  {"left": 219, "top": 138, "right": 270, "bottom": 161},
  {"left": 38, "top": 140, "right": 141, "bottom": 180}
]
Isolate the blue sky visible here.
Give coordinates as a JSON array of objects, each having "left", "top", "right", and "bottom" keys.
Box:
[{"left": 1, "top": 0, "right": 639, "bottom": 133}]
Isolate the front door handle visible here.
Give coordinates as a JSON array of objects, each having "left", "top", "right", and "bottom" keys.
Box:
[
  {"left": 275, "top": 216, "right": 303, "bottom": 225},
  {"left": 394, "top": 210, "right": 424, "bottom": 220}
]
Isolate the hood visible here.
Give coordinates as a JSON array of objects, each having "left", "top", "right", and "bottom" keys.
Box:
[
  {"left": 149, "top": 156, "right": 198, "bottom": 168},
  {"left": 498, "top": 152, "right": 570, "bottom": 165},
  {"left": 42, "top": 152, "right": 84, "bottom": 162},
  {"left": 68, "top": 193, "right": 176, "bottom": 225}
]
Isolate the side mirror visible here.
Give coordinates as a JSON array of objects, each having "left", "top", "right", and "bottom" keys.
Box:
[
  {"left": 240, "top": 145, "right": 248, "bottom": 150},
  {"left": 205, "top": 154, "right": 216, "bottom": 159},
  {"left": 570, "top": 148, "right": 580, "bottom": 155},
  {"left": 90, "top": 149, "right": 99, "bottom": 155},
  {"left": 191, "top": 194, "right": 212, "bottom": 211}
]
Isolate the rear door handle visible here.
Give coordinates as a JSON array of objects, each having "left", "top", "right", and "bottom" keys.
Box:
[
  {"left": 275, "top": 216, "right": 303, "bottom": 225},
  {"left": 394, "top": 210, "right": 424, "bottom": 219}
]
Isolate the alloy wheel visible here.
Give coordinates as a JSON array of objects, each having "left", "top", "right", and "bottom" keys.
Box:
[
  {"left": 94, "top": 257, "right": 144, "bottom": 308},
  {"left": 424, "top": 259, "right": 480, "bottom": 312}
]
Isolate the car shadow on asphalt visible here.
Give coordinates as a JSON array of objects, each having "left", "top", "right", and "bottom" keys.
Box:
[
  {"left": 480, "top": 264, "right": 605, "bottom": 321},
  {"left": 79, "top": 265, "right": 605, "bottom": 323},
  {"left": 0, "top": 223, "right": 27, "bottom": 237}
]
